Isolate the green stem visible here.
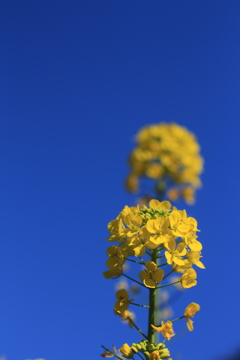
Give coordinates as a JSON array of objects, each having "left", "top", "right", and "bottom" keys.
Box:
[
  {"left": 156, "top": 280, "right": 180, "bottom": 289},
  {"left": 162, "top": 268, "right": 175, "bottom": 280},
  {"left": 158, "top": 262, "right": 168, "bottom": 267},
  {"left": 156, "top": 254, "right": 165, "bottom": 259},
  {"left": 147, "top": 249, "right": 158, "bottom": 344},
  {"left": 122, "top": 273, "right": 146, "bottom": 288},
  {"left": 136, "top": 352, "right": 145, "bottom": 360},
  {"left": 128, "top": 318, "right": 148, "bottom": 339},
  {"left": 171, "top": 315, "right": 185, "bottom": 323},
  {"left": 131, "top": 302, "right": 149, "bottom": 308},
  {"left": 155, "top": 315, "right": 185, "bottom": 328},
  {"left": 125, "top": 257, "right": 144, "bottom": 265}
]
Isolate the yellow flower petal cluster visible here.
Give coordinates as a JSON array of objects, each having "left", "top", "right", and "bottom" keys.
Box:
[
  {"left": 126, "top": 123, "right": 203, "bottom": 204},
  {"left": 179, "top": 268, "right": 197, "bottom": 288},
  {"left": 151, "top": 321, "right": 175, "bottom": 340},
  {"left": 104, "top": 199, "right": 204, "bottom": 292},
  {"left": 103, "top": 245, "right": 126, "bottom": 279},
  {"left": 139, "top": 261, "right": 164, "bottom": 288},
  {"left": 104, "top": 200, "right": 204, "bottom": 284},
  {"left": 184, "top": 302, "right": 200, "bottom": 331},
  {"left": 114, "top": 289, "right": 134, "bottom": 313}
]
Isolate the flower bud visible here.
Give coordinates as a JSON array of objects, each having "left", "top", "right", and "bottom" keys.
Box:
[
  {"left": 150, "top": 350, "right": 160, "bottom": 360},
  {"left": 131, "top": 346, "right": 138, "bottom": 354},
  {"left": 119, "top": 343, "right": 134, "bottom": 359}
]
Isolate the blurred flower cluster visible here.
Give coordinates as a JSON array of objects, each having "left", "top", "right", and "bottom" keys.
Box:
[{"left": 126, "top": 123, "right": 203, "bottom": 204}]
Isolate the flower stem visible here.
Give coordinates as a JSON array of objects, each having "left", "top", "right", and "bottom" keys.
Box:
[
  {"left": 162, "top": 268, "right": 175, "bottom": 280},
  {"left": 128, "top": 318, "right": 148, "bottom": 339},
  {"left": 125, "top": 257, "right": 144, "bottom": 265},
  {"left": 158, "top": 262, "right": 168, "bottom": 267},
  {"left": 136, "top": 352, "right": 145, "bottom": 360},
  {"left": 146, "top": 251, "right": 152, "bottom": 256},
  {"left": 171, "top": 315, "right": 185, "bottom": 323},
  {"left": 156, "top": 280, "right": 180, "bottom": 289},
  {"left": 155, "top": 315, "right": 185, "bottom": 328},
  {"left": 131, "top": 302, "right": 150, "bottom": 308},
  {"left": 148, "top": 249, "right": 158, "bottom": 344},
  {"left": 122, "top": 273, "right": 146, "bottom": 288}
]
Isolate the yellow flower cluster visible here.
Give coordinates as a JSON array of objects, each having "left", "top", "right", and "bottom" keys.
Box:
[
  {"left": 103, "top": 199, "right": 205, "bottom": 288},
  {"left": 126, "top": 123, "right": 203, "bottom": 204}
]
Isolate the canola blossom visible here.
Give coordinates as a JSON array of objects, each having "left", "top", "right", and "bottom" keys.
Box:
[
  {"left": 126, "top": 123, "right": 203, "bottom": 204},
  {"left": 102, "top": 198, "right": 204, "bottom": 360}
]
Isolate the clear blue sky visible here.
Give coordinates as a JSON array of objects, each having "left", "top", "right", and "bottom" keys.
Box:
[{"left": 0, "top": 1, "right": 240, "bottom": 359}]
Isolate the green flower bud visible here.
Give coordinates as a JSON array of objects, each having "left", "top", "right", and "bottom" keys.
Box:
[
  {"left": 160, "top": 349, "right": 170, "bottom": 359},
  {"left": 131, "top": 346, "right": 138, "bottom": 354},
  {"left": 148, "top": 344, "right": 155, "bottom": 352}
]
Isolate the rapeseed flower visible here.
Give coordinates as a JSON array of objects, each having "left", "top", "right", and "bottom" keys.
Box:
[
  {"left": 180, "top": 268, "right": 197, "bottom": 288},
  {"left": 184, "top": 302, "right": 200, "bottom": 331},
  {"left": 114, "top": 289, "right": 134, "bottom": 313},
  {"left": 151, "top": 321, "right": 175, "bottom": 340},
  {"left": 139, "top": 261, "right": 164, "bottom": 288}
]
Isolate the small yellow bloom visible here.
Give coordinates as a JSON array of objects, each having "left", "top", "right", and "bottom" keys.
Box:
[
  {"left": 146, "top": 217, "right": 171, "bottom": 248},
  {"left": 106, "top": 219, "right": 125, "bottom": 242},
  {"left": 165, "top": 240, "right": 187, "bottom": 266},
  {"left": 184, "top": 302, "right": 200, "bottom": 331},
  {"left": 167, "top": 188, "right": 180, "bottom": 202},
  {"left": 182, "top": 186, "right": 195, "bottom": 204},
  {"left": 151, "top": 321, "right": 175, "bottom": 340},
  {"left": 119, "top": 343, "right": 134, "bottom": 359},
  {"left": 169, "top": 210, "right": 193, "bottom": 237},
  {"left": 114, "top": 289, "right": 134, "bottom": 313},
  {"left": 187, "top": 250, "right": 205, "bottom": 269},
  {"left": 180, "top": 268, "right": 197, "bottom": 288},
  {"left": 172, "top": 259, "right": 192, "bottom": 273},
  {"left": 139, "top": 261, "right": 164, "bottom": 288},
  {"left": 105, "top": 245, "right": 125, "bottom": 269},
  {"left": 103, "top": 267, "right": 122, "bottom": 279}
]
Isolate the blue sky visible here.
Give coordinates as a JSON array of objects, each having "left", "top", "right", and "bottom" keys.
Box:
[{"left": 0, "top": 1, "right": 240, "bottom": 359}]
